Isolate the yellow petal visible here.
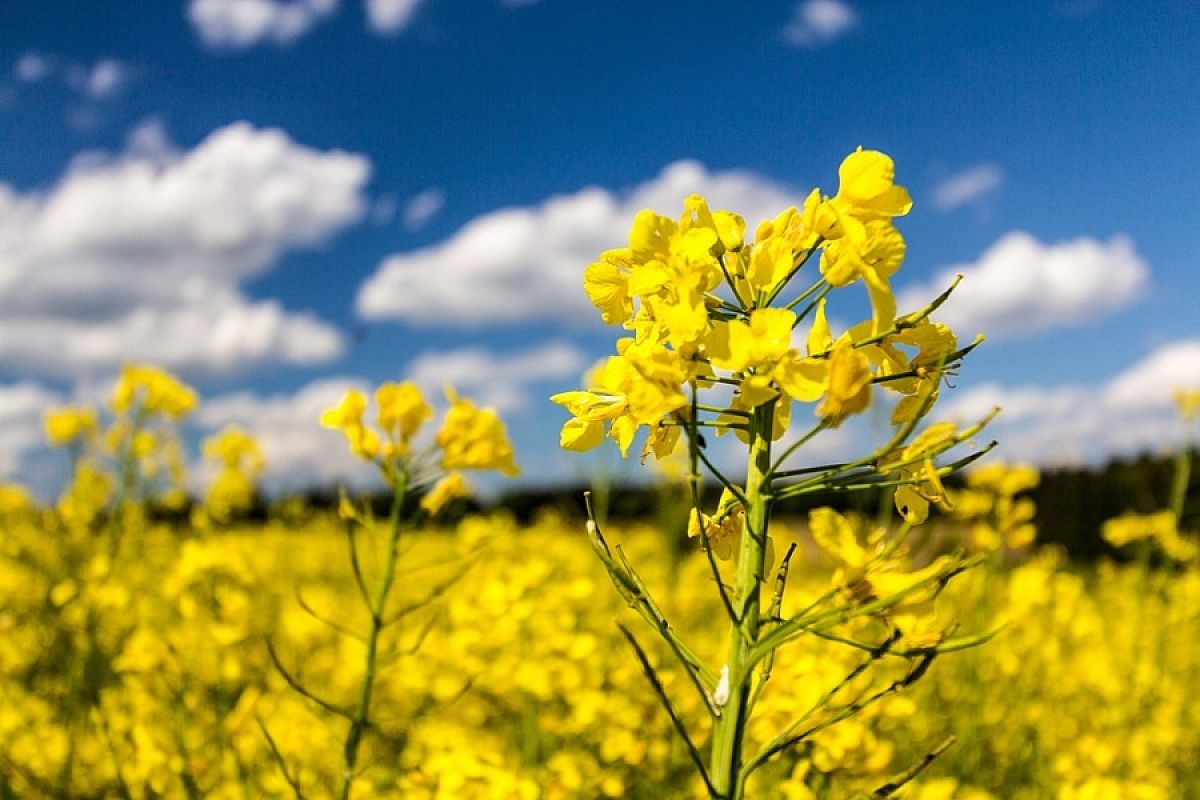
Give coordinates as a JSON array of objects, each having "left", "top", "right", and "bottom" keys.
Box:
[
  {"left": 809, "top": 507, "right": 868, "bottom": 568},
  {"left": 775, "top": 357, "right": 828, "bottom": 403},
  {"left": 560, "top": 418, "right": 605, "bottom": 451},
  {"left": 748, "top": 236, "right": 793, "bottom": 291},
  {"left": 806, "top": 298, "right": 833, "bottom": 355},
  {"left": 712, "top": 211, "right": 746, "bottom": 251},
  {"left": 894, "top": 484, "right": 929, "bottom": 524}
]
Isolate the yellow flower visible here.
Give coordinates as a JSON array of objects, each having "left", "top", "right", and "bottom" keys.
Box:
[
  {"left": 967, "top": 462, "right": 1040, "bottom": 496},
  {"left": 1174, "top": 387, "right": 1200, "bottom": 421},
  {"left": 618, "top": 339, "right": 690, "bottom": 423},
  {"left": 552, "top": 342, "right": 689, "bottom": 457},
  {"left": 203, "top": 427, "right": 264, "bottom": 472},
  {"left": 0, "top": 483, "right": 34, "bottom": 515},
  {"left": 617, "top": 197, "right": 728, "bottom": 348},
  {"left": 809, "top": 506, "right": 951, "bottom": 608},
  {"left": 687, "top": 488, "right": 744, "bottom": 560},
  {"left": 746, "top": 235, "right": 794, "bottom": 294},
  {"left": 319, "top": 389, "right": 381, "bottom": 461},
  {"left": 1102, "top": 511, "right": 1197, "bottom": 562},
  {"left": 112, "top": 364, "right": 197, "bottom": 418},
  {"left": 420, "top": 471, "right": 471, "bottom": 516},
  {"left": 820, "top": 220, "right": 906, "bottom": 335},
  {"left": 559, "top": 416, "right": 606, "bottom": 452},
  {"left": 44, "top": 405, "right": 99, "bottom": 446},
  {"left": 772, "top": 299, "right": 835, "bottom": 403},
  {"left": 706, "top": 308, "right": 797, "bottom": 375},
  {"left": 320, "top": 388, "right": 367, "bottom": 430},
  {"left": 56, "top": 458, "right": 115, "bottom": 529},
  {"left": 205, "top": 468, "right": 257, "bottom": 523},
  {"left": 884, "top": 422, "right": 958, "bottom": 524},
  {"left": 437, "top": 390, "right": 520, "bottom": 476},
  {"left": 641, "top": 421, "right": 682, "bottom": 462},
  {"left": 816, "top": 345, "right": 872, "bottom": 426},
  {"left": 376, "top": 381, "right": 433, "bottom": 442},
  {"left": 949, "top": 463, "right": 1040, "bottom": 552},
  {"left": 583, "top": 250, "right": 634, "bottom": 325},
  {"left": 830, "top": 147, "right": 913, "bottom": 223}
]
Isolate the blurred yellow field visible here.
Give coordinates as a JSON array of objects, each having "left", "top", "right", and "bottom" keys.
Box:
[{"left": 2, "top": 502, "right": 1198, "bottom": 799}]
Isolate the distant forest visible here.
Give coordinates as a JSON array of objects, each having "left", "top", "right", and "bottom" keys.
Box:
[
  {"left": 487, "top": 449, "right": 1199, "bottom": 563},
  {"left": 262, "top": 449, "right": 1198, "bottom": 563}
]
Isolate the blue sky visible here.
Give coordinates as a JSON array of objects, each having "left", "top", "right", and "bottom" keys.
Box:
[{"left": 0, "top": 0, "right": 1197, "bottom": 494}]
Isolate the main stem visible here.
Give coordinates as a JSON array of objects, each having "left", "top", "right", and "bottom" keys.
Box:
[
  {"left": 1168, "top": 438, "right": 1191, "bottom": 523},
  {"left": 340, "top": 468, "right": 406, "bottom": 800},
  {"left": 709, "top": 401, "right": 773, "bottom": 799}
]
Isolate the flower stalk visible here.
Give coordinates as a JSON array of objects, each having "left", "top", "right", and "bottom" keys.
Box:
[
  {"left": 554, "top": 148, "right": 998, "bottom": 798},
  {"left": 709, "top": 400, "right": 774, "bottom": 798},
  {"left": 339, "top": 466, "right": 406, "bottom": 800}
]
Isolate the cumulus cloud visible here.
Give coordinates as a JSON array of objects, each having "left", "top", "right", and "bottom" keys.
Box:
[
  {"left": 932, "top": 163, "right": 1003, "bottom": 210},
  {"left": 0, "top": 382, "right": 61, "bottom": 479},
  {"left": 782, "top": 0, "right": 858, "bottom": 47},
  {"left": 72, "top": 59, "right": 129, "bottom": 100},
  {"left": 364, "top": 0, "right": 422, "bottom": 34},
  {"left": 402, "top": 186, "right": 445, "bottom": 231},
  {"left": 405, "top": 341, "right": 585, "bottom": 412},
  {"left": 0, "top": 121, "right": 369, "bottom": 377},
  {"left": 12, "top": 53, "right": 132, "bottom": 100},
  {"left": 14, "top": 52, "right": 54, "bottom": 83},
  {"left": 357, "top": 160, "right": 800, "bottom": 326},
  {"left": 896, "top": 232, "right": 1149, "bottom": 339},
  {"left": 937, "top": 339, "right": 1200, "bottom": 466},
  {"left": 1103, "top": 339, "right": 1200, "bottom": 412},
  {"left": 189, "top": 0, "right": 339, "bottom": 48}
]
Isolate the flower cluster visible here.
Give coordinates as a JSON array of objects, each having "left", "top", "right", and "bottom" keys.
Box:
[
  {"left": 949, "top": 462, "right": 1040, "bottom": 552},
  {"left": 1102, "top": 510, "right": 1197, "bottom": 562},
  {"left": 553, "top": 149, "right": 993, "bottom": 800},
  {"left": 320, "top": 382, "right": 518, "bottom": 515},
  {"left": 44, "top": 363, "right": 198, "bottom": 531},
  {"left": 554, "top": 148, "right": 968, "bottom": 463},
  {"left": 200, "top": 426, "right": 266, "bottom": 524}
]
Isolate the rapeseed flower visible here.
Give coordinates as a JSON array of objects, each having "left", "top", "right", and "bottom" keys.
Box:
[
  {"left": 437, "top": 391, "right": 520, "bottom": 477},
  {"left": 44, "top": 406, "right": 99, "bottom": 446}
]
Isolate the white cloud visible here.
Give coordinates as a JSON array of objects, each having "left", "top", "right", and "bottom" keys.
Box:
[
  {"left": 402, "top": 186, "right": 445, "bottom": 231},
  {"left": 74, "top": 59, "right": 129, "bottom": 100},
  {"left": 364, "top": 0, "right": 422, "bottom": 34},
  {"left": 896, "top": 231, "right": 1149, "bottom": 339},
  {"left": 782, "top": 0, "right": 858, "bottom": 47},
  {"left": 357, "top": 160, "right": 799, "bottom": 326},
  {"left": 189, "top": 0, "right": 340, "bottom": 48},
  {"left": 14, "top": 52, "right": 54, "bottom": 83},
  {"left": 404, "top": 341, "right": 585, "bottom": 412},
  {"left": 937, "top": 339, "right": 1200, "bottom": 466},
  {"left": 124, "top": 117, "right": 178, "bottom": 161},
  {"left": 932, "top": 163, "right": 1003, "bottom": 210},
  {"left": 0, "top": 382, "right": 61, "bottom": 479},
  {"left": 1104, "top": 339, "right": 1200, "bottom": 412},
  {"left": 0, "top": 121, "right": 370, "bottom": 377},
  {"left": 12, "top": 53, "right": 132, "bottom": 100}
]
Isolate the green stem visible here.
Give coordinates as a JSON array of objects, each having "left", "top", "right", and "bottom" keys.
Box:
[
  {"left": 340, "top": 466, "right": 407, "bottom": 800},
  {"left": 1169, "top": 442, "right": 1191, "bottom": 523},
  {"left": 709, "top": 400, "right": 774, "bottom": 799}
]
